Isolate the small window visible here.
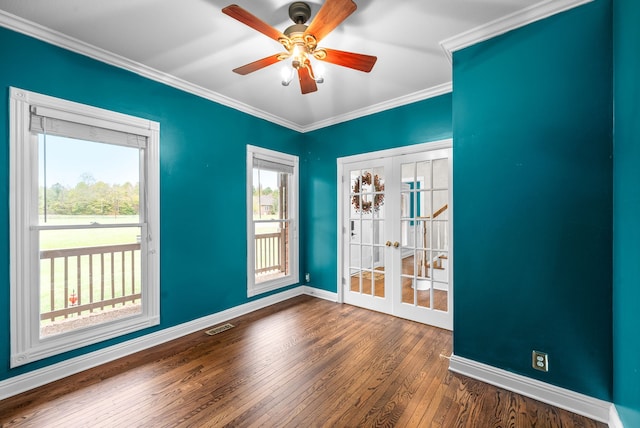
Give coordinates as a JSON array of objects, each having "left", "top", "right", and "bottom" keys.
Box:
[
  {"left": 247, "top": 145, "right": 299, "bottom": 297},
  {"left": 9, "top": 88, "right": 160, "bottom": 367}
]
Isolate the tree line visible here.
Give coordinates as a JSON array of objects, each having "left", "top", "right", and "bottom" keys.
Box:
[{"left": 40, "top": 176, "right": 139, "bottom": 216}]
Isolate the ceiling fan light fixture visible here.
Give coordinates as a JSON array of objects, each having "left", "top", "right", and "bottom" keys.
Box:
[{"left": 223, "top": 0, "right": 375, "bottom": 94}]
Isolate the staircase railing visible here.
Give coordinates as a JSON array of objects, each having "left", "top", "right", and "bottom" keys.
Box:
[{"left": 417, "top": 204, "right": 448, "bottom": 277}]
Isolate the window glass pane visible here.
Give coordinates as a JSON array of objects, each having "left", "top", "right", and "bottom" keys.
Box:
[
  {"left": 38, "top": 134, "right": 140, "bottom": 225},
  {"left": 253, "top": 162, "right": 292, "bottom": 285},
  {"left": 253, "top": 168, "right": 288, "bottom": 221},
  {"left": 39, "top": 227, "right": 142, "bottom": 338},
  {"left": 36, "top": 133, "right": 143, "bottom": 338},
  {"left": 248, "top": 147, "right": 298, "bottom": 296},
  {"left": 254, "top": 220, "right": 290, "bottom": 284}
]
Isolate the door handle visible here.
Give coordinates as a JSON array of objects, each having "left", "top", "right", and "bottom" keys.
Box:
[
  {"left": 385, "top": 241, "right": 392, "bottom": 247},
  {"left": 393, "top": 241, "right": 400, "bottom": 248}
]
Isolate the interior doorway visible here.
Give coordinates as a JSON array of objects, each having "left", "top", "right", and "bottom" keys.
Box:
[{"left": 338, "top": 141, "right": 453, "bottom": 330}]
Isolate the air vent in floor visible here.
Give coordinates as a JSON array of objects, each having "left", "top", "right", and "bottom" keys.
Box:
[{"left": 205, "top": 323, "right": 235, "bottom": 336}]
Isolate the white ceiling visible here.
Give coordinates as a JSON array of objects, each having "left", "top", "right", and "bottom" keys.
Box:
[{"left": 0, "top": 0, "right": 589, "bottom": 132}]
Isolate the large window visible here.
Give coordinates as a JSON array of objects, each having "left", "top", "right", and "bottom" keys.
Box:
[
  {"left": 247, "top": 145, "right": 299, "bottom": 297},
  {"left": 9, "top": 88, "right": 160, "bottom": 367}
]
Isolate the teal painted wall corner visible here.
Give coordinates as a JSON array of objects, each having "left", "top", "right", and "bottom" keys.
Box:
[
  {"left": 452, "top": 0, "right": 613, "bottom": 400},
  {"left": 613, "top": 0, "right": 640, "bottom": 425}
]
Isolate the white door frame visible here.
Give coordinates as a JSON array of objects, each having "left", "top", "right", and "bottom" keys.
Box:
[{"left": 336, "top": 139, "right": 453, "bottom": 324}]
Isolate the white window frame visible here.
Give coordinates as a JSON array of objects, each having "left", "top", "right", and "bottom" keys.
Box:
[
  {"left": 246, "top": 145, "right": 299, "bottom": 297},
  {"left": 9, "top": 87, "right": 160, "bottom": 367}
]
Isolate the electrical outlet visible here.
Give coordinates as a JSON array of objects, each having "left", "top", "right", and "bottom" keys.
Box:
[
  {"left": 532, "top": 350, "right": 549, "bottom": 372},
  {"left": 305, "top": 273, "right": 310, "bottom": 282}
]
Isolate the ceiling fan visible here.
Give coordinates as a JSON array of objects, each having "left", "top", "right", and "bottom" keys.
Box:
[{"left": 222, "top": 0, "right": 377, "bottom": 94}]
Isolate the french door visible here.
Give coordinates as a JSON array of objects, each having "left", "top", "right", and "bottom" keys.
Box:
[{"left": 340, "top": 144, "right": 452, "bottom": 330}]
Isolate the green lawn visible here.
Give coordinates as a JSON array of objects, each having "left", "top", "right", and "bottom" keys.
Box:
[{"left": 40, "top": 215, "right": 140, "bottom": 249}]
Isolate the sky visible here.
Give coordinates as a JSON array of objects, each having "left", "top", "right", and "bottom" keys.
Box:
[
  {"left": 39, "top": 134, "right": 139, "bottom": 187},
  {"left": 253, "top": 168, "right": 278, "bottom": 191}
]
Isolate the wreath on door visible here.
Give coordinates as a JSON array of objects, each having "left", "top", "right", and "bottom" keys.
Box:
[{"left": 352, "top": 172, "right": 385, "bottom": 213}]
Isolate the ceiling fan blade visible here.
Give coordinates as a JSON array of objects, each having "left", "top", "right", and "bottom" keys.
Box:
[
  {"left": 222, "top": 4, "right": 286, "bottom": 42},
  {"left": 233, "top": 54, "right": 283, "bottom": 75},
  {"left": 298, "top": 64, "right": 318, "bottom": 94},
  {"left": 305, "top": 0, "right": 357, "bottom": 43},
  {"left": 317, "top": 48, "right": 377, "bottom": 72}
]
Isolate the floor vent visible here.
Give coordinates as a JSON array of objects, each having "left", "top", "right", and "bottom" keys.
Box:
[{"left": 205, "top": 323, "right": 235, "bottom": 336}]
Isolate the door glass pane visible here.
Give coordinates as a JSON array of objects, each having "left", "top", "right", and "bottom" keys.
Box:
[
  {"left": 401, "top": 274, "right": 415, "bottom": 305},
  {"left": 432, "top": 220, "right": 448, "bottom": 250},
  {"left": 418, "top": 191, "right": 431, "bottom": 220},
  {"left": 416, "top": 220, "right": 428, "bottom": 249},
  {"left": 362, "top": 246, "right": 373, "bottom": 270},
  {"left": 417, "top": 249, "right": 431, "bottom": 279},
  {"left": 433, "top": 282, "right": 448, "bottom": 312},
  {"left": 433, "top": 189, "right": 448, "bottom": 219},
  {"left": 433, "top": 158, "right": 448, "bottom": 189},
  {"left": 401, "top": 220, "right": 415, "bottom": 248},
  {"left": 401, "top": 162, "right": 414, "bottom": 183},
  {"left": 361, "top": 220, "right": 373, "bottom": 244},
  {"left": 417, "top": 161, "right": 431, "bottom": 190},
  {"left": 370, "top": 243, "right": 385, "bottom": 299},
  {"left": 350, "top": 268, "right": 361, "bottom": 293},
  {"left": 401, "top": 191, "right": 412, "bottom": 219},
  {"left": 349, "top": 245, "right": 361, "bottom": 269},
  {"left": 373, "top": 220, "right": 384, "bottom": 246}
]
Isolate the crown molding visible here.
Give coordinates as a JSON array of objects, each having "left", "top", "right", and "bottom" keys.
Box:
[
  {"left": 0, "top": 1, "right": 593, "bottom": 133},
  {"left": 440, "top": 0, "right": 594, "bottom": 62},
  {"left": 0, "top": 9, "right": 452, "bottom": 134},
  {"left": 301, "top": 82, "right": 453, "bottom": 133},
  {"left": 0, "top": 9, "right": 304, "bottom": 132}
]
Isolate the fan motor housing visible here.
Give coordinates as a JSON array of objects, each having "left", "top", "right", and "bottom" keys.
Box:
[{"left": 289, "top": 2, "right": 311, "bottom": 24}]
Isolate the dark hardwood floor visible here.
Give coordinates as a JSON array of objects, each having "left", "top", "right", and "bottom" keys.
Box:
[{"left": 0, "top": 295, "right": 606, "bottom": 427}]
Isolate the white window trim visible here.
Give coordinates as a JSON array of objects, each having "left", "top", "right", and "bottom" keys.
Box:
[
  {"left": 246, "top": 145, "right": 299, "bottom": 297},
  {"left": 9, "top": 87, "right": 160, "bottom": 367}
]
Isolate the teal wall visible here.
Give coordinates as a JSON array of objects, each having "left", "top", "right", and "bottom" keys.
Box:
[
  {"left": 302, "top": 96, "right": 452, "bottom": 291},
  {"left": 452, "top": 0, "right": 613, "bottom": 400},
  {"left": 613, "top": 0, "right": 640, "bottom": 424},
  {"left": 0, "top": 26, "right": 304, "bottom": 379},
  {"left": 3, "top": 1, "right": 637, "bottom": 420}
]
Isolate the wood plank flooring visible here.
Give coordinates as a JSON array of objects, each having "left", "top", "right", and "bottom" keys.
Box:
[{"left": 0, "top": 295, "right": 606, "bottom": 427}]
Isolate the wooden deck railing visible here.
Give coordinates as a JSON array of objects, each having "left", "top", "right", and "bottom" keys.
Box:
[
  {"left": 255, "top": 231, "right": 286, "bottom": 275},
  {"left": 40, "top": 243, "right": 141, "bottom": 321}
]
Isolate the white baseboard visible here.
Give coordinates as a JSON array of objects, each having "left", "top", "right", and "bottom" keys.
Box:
[
  {"left": 303, "top": 285, "right": 339, "bottom": 302},
  {"left": 449, "top": 355, "right": 618, "bottom": 426},
  {"left": 609, "top": 405, "right": 624, "bottom": 428},
  {"left": 1, "top": 285, "right": 340, "bottom": 401}
]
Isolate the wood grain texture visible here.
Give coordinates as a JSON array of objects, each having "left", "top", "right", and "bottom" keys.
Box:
[
  {"left": 0, "top": 296, "right": 606, "bottom": 427},
  {"left": 222, "top": 5, "right": 286, "bottom": 42},
  {"left": 233, "top": 54, "right": 283, "bottom": 75},
  {"left": 319, "top": 48, "right": 377, "bottom": 73},
  {"left": 305, "top": 0, "right": 357, "bottom": 43}
]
